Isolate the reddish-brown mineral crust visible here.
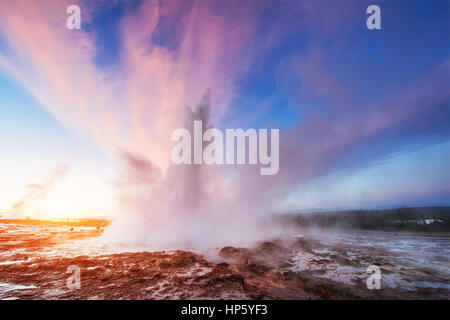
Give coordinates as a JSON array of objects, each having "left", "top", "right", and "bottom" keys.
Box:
[{"left": 0, "top": 220, "right": 448, "bottom": 300}]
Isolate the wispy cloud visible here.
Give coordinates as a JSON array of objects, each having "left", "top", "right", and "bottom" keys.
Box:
[{"left": 9, "top": 166, "right": 69, "bottom": 217}]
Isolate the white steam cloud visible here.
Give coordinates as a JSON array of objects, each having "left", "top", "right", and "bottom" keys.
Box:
[{"left": 102, "top": 91, "right": 285, "bottom": 250}]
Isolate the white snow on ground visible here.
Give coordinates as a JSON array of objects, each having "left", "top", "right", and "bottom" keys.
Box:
[{"left": 0, "top": 282, "right": 37, "bottom": 299}]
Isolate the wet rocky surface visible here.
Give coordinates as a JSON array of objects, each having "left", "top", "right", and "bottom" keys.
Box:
[{"left": 0, "top": 220, "right": 448, "bottom": 299}]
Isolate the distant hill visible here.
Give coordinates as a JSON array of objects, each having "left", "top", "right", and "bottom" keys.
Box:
[{"left": 280, "top": 206, "right": 450, "bottom": 233}]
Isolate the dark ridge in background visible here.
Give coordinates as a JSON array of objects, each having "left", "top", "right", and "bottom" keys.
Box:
[{"left": 280, "top": 206, "right": 450, "bottom": 233}]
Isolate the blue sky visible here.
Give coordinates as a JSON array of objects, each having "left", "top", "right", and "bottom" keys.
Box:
[{"left": 0, "top": 0, "right": 448, "bottom": 217}]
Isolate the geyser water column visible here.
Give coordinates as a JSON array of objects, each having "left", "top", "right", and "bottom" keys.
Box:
[
  {"left": 101, "top": 90, "right": 253, "bottom": 249},
  {"left": 170, "top": 89, "right": 213, "bottom": 213}
]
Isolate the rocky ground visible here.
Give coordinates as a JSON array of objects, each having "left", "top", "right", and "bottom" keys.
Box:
[{"left": 0, "top": 220, "right": 448, "bottom": 299}]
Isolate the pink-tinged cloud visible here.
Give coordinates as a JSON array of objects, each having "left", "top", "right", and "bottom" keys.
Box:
[
  {"left": 0, "top": 0, "right": 256, "bottom": 172},
  {"left": 1, "top": 1, "right": 447, "bottom": 196},
  {"left": 118, "top": 0, "right": 257, "bottom": 169},
  {"left": 0, "top": 0, "right": 123, "bottom": 151}
]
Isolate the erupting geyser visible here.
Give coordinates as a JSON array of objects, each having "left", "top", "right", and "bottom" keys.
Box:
[{"left": 101, "top": 91, "right": 280, "bottom": 250}]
